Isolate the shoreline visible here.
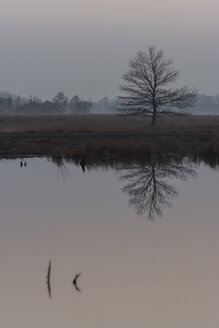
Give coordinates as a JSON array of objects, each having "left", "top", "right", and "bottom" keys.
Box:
[
  {"left": 0, "top": 114, "right": 219, "bottom": 160},
  {"left": 0, "top": 130, "right": 218, "bottom": 160}
]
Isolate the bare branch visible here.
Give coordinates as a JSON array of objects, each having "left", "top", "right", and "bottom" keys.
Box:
[{"left": 117, "top": 45, "right": 198, "bottom": 124}]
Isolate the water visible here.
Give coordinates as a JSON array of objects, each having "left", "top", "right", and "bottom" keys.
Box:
[{"left": 0, "top": 157, "right": 219, "bottom": 327}]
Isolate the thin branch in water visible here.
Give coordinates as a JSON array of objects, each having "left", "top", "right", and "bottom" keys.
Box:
[{"left": 47, "top": 260, "right": 52, "bottom": 299}]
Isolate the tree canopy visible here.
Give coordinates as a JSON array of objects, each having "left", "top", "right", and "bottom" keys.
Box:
[{"left": 118, "top": 45, "right": 198, "bottom": 125}]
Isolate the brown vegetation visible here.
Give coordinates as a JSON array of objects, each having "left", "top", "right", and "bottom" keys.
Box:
[
  {"left": 0, "top": 114, "right": 219, "bottom": 159},
  {"left": 1, "top": 113, "right": 219, "bottom": 133}
]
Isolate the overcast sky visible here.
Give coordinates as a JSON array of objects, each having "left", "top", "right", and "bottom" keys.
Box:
[{"left": 0, "top": 0, "right": 219, "bottom": 100}]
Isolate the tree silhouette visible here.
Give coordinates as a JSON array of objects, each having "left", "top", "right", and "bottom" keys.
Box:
[
  {"left": 118, "top": 45, "right": 197, "bottom": 125},
  {"left": 120, "top": 158, "right": 197, "bottom": 220}
]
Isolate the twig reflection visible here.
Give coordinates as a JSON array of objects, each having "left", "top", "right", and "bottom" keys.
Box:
[
  {"left": 72, "top": 273, "right": 82, "bottom": 292},
  {"left": 80, "top": 156, "right": 86, "bottom": 173},
  {"left": 51, "top": 156, "right": 70, "bottom": 182},
  {"left": 47, "top": 260, "right": 52, "bottom": 299}
]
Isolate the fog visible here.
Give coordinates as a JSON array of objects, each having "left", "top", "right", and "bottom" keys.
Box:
[{"left": 0, "top": 0, "right": 219, "bottom": 100}]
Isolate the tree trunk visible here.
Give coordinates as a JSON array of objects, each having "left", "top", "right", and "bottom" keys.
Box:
[{"left": 151, "top": 105, "right": 157, "bottom": 125}]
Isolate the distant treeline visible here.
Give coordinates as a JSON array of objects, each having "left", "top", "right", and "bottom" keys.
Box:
[
  {"left": 193, "top": 94, "right": 219, "bottom": 114},
  {"left": 0, "top": 91, "right": 115, "bottom": 115},
  {"left": 0, "top": 90, "right": 219, "bottom": 115}
]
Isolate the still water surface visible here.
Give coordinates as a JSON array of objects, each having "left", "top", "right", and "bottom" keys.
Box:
[{"left": 0, "top": 158, "right": 219, "bottom": 327}]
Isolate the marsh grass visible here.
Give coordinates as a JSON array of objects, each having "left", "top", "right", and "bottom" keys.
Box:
[
  {"left": 0, "top": 114, "right": 146, "bottom": 133},
  {"left": 1, "top": 114, "right": 219, "bottom": 159},
  {"left": 1, "top": 114, "right": 219, "bottom": 133}
]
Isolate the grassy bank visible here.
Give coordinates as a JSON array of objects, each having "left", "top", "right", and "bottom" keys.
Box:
[
  {"left": 0, "top": 114, "right": 219, "bottom": 159},
  {"left": 1, "top": 114, "right": 219, "bottom": 133}
]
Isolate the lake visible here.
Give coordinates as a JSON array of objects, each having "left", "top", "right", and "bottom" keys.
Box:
[{"left": 0, "top": 156, "right": 219, "bottom": 328}]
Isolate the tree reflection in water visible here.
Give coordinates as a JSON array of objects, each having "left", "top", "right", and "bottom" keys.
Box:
[
  {"left": 119, "top": 157, "right": 197, "bottom": 220},
  {"left": 50, "top": 154, "right": 198, "bottom": 220}
]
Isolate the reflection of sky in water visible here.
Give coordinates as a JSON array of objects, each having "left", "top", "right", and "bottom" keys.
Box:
[{"left": 0, "top": 158, "right": 219, "bottom": 327}]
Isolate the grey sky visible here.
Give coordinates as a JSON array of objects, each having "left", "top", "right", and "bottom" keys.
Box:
[{"left": 0, "top": 0, "right": 219, "bottom": 100}]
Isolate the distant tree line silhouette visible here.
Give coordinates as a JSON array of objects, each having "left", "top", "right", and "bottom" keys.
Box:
[
  {"left": 0, "top": 91, "right": 115, "bottom": 115},
  {"left": 192, "top": 94, "right": 219, "bottom": 114},
  {"left": 1, "top": 89, "right": 219, "bottom": 115}
]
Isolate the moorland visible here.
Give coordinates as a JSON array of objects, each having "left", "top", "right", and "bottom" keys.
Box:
[{"left": 0, "top": 114, "right": 219, "bottom": 161}]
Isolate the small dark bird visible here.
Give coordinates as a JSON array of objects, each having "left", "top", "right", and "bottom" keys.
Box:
[
  {"left": 72, "top": 273, "right": 81, "bottom": 292},
  {"left": 20, "top": 161, "right": 23, "bottom": 167}
]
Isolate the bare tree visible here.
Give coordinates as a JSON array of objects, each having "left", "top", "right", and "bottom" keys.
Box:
[
  {"left": 52, "top": 91, "right": 68, "bottom": 113},
  {"left": 118, "top": 45, "right": 197, "bottom": 125}
]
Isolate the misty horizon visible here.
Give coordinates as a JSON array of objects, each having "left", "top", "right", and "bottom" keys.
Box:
[
  {"left": 1, "top": 89, "right": 219, "bottom": 115},
  {"left": 1, "top": 0, "right": 219, "bottom": 100}
]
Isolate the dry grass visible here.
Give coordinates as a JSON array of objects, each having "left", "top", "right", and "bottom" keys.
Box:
[
  {"left": 0, "top": 113, "right": 219, "bottom": 133},
  {"left": 0, "top": 114, "right": 146, "bottom": 133},
  {"left": 0, "top": 114, "right": 219, "bottom": 159}
]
